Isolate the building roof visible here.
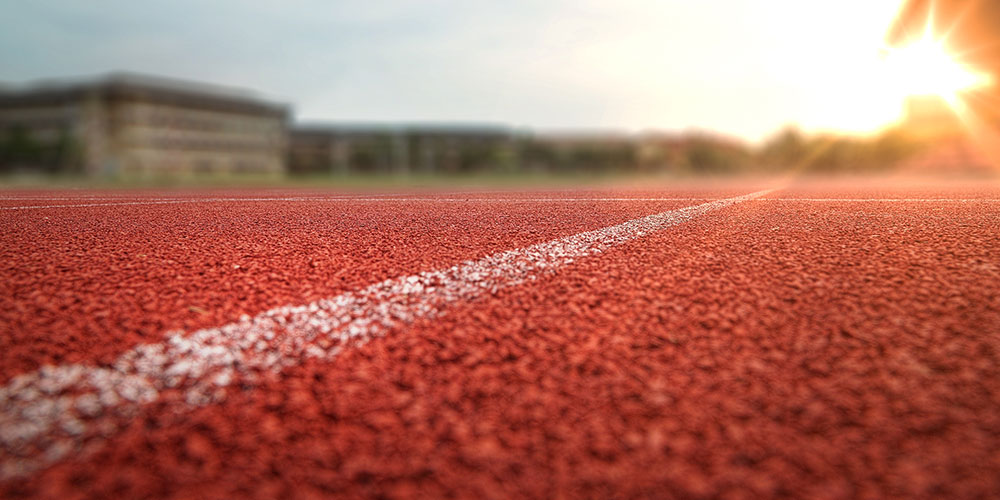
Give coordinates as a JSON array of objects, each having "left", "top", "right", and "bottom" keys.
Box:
[{"left": 0, "top": 72, "right": 289, "bottom": 118}]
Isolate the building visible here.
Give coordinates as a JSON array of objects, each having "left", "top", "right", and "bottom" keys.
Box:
[
  {"left": 289, "top": 124, "right": 407, "bottom": 175},
  {"left": 0, "top": 73, "right": 289, "bottom": 175},
  {"left": 519, "top": 132, "right": 637, "bottom": 172},
  {"left": 288, "top": 123, "right": 518, "bottom": 175}
]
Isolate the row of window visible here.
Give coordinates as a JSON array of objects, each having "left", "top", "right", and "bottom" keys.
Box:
[
  {"left": 115, "top": 107, "right": 279, "bottom": 134},
  {"left": 126, "top": 135, "right": 283, "bottom": 152}
]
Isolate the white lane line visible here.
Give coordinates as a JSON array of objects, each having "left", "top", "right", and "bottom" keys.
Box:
[
  {"left": 763, "top": 198, "right": 1000, "bottom": 202},
  {"left": 0, "top": 197, "right": 362, "bottom": 210},
  {"left": 0, "top": 197, "right": 139, "bottom": 201},
  {"left": 6, "top": 196, "right": 999, "bottom": 211},
  {"left": 296, "top": 197, "right": 716, "bottom": 202},
  {"left": 0, "top": 189, "right": 774, "bottom": 479},
  {"left": 0, "top": 190, "right": 503, "bottom": 200},
  {"left": 0, "top": 197, "right": 717, "bottom": 210},
  {"left": 0, "top": 198, "right": 262, "bottom": 210},
  {"left": 4, "top": 196, "right": 1000, "bottom": 210}
]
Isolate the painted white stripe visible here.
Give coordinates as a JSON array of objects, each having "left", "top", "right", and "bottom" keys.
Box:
[
  {"left": 327, "top": 197, "right": 1000, "bottom": 202},
  {"left": 0, "top": 196, "right": 359, "bottom": 210},
  {"left": 286, "top": 197, "right": 715, "bottom": 202},
  {"left": 766, "top": 197, "right": 1000, "bottom": 202},
  {"left": 5, "top": 195, "right": 1000, "bottom": 210},
  {"left": 0, "top": 188, "right": 773, "bottom": 479},
  {"left": 0, "top": 197, "right": 716, "bottom": 210},
  {"left": 0, "top": 197, "right": 145, "bottom": 201},
  {"left": 0, "top": 189, "right": 532, "bottom": 201}
]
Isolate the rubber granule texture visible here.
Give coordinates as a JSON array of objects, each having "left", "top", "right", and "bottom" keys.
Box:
[{"left": 1, "top": 181, "right": 998, "bottom": 499}]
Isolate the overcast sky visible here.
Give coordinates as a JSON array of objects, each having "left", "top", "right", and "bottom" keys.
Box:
[{"left": 1, "top": 0, "right": 906, "bottom": 141}]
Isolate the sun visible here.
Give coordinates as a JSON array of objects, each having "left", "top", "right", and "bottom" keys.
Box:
[
  {"left": 881, "top": 22, "right": 992, "bottom": 106},
  {"left": 883, "top": 38, "right": 992, "bottom": 103}
]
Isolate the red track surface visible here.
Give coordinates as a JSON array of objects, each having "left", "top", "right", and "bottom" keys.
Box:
[{"left": 1, "top": 179, "right": 999, "bottom": 498}]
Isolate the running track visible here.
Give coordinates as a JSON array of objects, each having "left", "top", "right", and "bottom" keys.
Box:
[{"left": 1, "top": 179, "right": 998, "bottom": 498}]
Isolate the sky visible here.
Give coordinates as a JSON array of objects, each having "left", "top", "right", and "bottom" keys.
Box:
[{"left": 0, "top": 0, "right": 908, "bottom": 142}]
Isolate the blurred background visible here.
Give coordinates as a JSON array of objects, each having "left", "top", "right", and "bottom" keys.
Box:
[{"left": 0, "top": 0, "right": 998, "bottom": 183}]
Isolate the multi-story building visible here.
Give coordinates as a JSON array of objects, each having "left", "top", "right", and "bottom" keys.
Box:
[
  {"left": 0, "top": 73, "right": 289, "bottom": 175},
  {"left": 289, "top": 124, "right": 408, "bottom": 175},
  {"left": 288, "top": 123, "right": 518, "bottom": 175}
]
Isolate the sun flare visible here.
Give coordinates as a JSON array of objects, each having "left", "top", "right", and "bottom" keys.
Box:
[{"left": 881, "top": 26, "right": 992, "bottom": 105}]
